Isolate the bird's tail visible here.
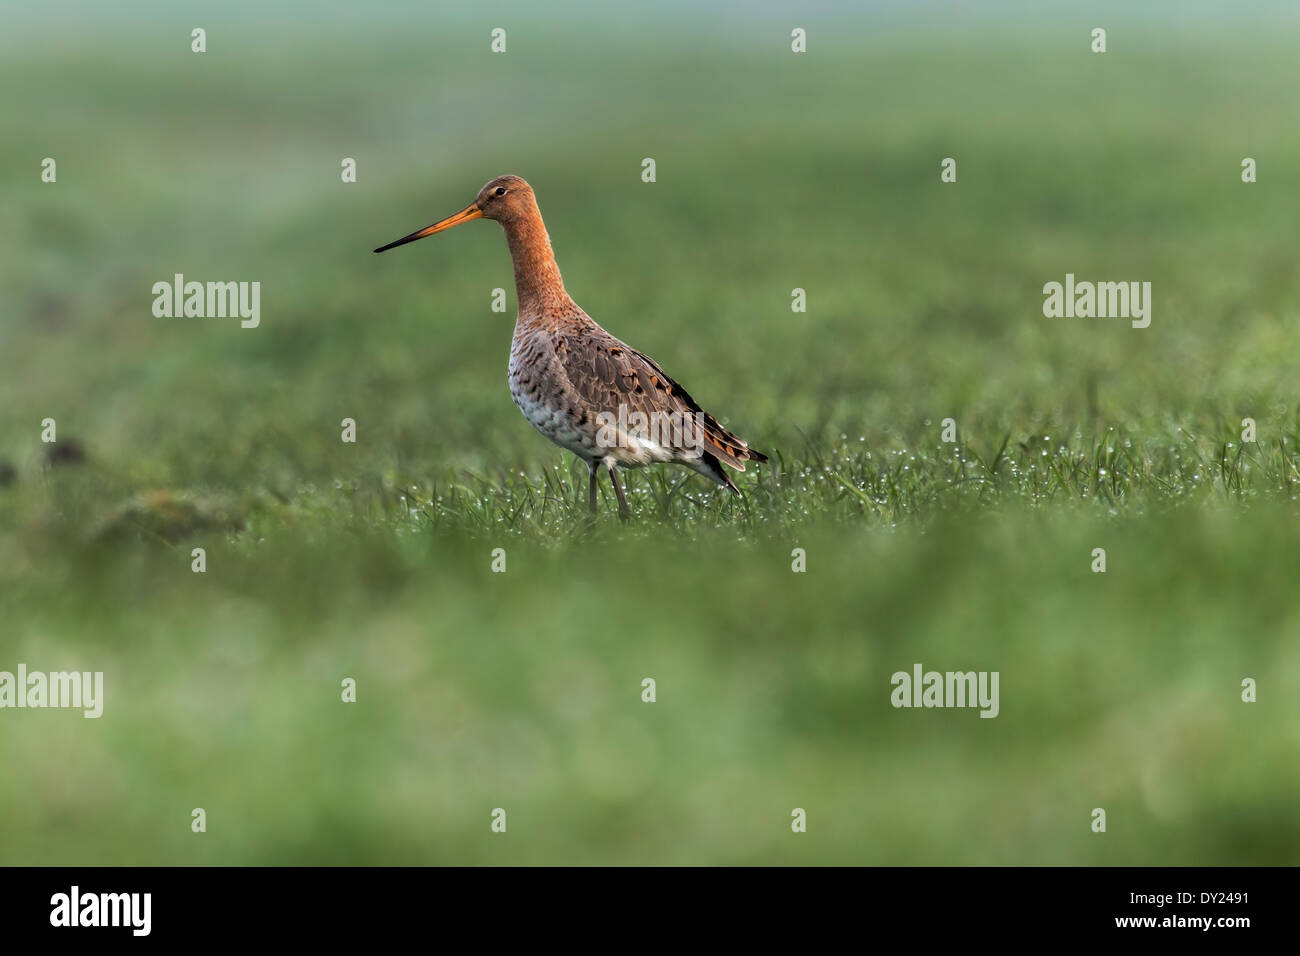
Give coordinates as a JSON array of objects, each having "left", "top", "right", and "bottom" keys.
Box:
[{"left": 699, "top": 452, "right": 741, "bottom": 494}]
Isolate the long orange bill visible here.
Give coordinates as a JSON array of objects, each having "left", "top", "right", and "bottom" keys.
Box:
[{"left": 373, "top": 203, "right": 483, "bottom": 253}]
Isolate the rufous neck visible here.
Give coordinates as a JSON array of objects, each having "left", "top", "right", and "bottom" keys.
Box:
[{"left": 502, "top": 208, "right": 569, "bottom": 315}]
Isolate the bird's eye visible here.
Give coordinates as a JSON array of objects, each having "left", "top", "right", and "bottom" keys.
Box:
[{"left": 494, "top": 187, "right": 507, "bottom": 197}]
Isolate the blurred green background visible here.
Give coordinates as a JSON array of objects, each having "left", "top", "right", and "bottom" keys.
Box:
[{"left": 1, "top": 1, "right": 1298, "bottom": 864}]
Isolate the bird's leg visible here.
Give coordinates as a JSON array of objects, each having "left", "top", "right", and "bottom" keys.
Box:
[
  {"left": 606, "top": 462, "right": 631, "bottom": 519},
  {"left": 586, "top": 460, "right": 599, "bottom": 515}
]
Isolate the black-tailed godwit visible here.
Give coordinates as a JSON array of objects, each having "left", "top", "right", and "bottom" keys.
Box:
[{"left": 375, "top": 175, "right": 766, "bottom": 517}]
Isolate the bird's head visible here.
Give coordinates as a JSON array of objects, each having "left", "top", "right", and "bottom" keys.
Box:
[
  {"left": 474, "top": 175, "right": 534, "bottom": 223},
  {"left": 373, "top": 175, "right": 535, "bottom": 253}
]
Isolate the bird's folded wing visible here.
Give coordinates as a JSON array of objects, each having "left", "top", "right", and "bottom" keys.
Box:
[{"left": 551, "top": 327, "right": 760, "bottom": 468}]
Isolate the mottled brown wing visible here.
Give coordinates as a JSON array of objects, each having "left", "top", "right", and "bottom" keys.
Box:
[{"left": 551, "top": 326, "right": 766, "bottom": 469}]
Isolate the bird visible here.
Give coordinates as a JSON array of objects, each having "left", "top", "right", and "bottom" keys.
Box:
[{"left": 374, "top": 175, "right": 766, "bottom": 518}]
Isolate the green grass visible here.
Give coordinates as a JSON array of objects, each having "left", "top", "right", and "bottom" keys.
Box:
[{"left": 1, "top": 5, "right": 1298, "bottom": 864}]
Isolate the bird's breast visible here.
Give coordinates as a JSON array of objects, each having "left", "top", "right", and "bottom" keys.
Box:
[{"left": 508, "top": 333, "right": 600, "bottom": 460}]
